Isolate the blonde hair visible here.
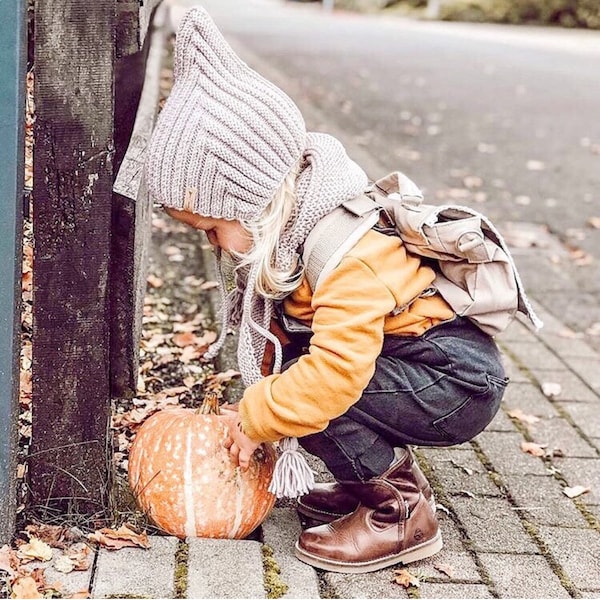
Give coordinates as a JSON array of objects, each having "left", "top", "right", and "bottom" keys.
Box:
[{"left": 232, "top": 166, "right": 303, "bottom": 299}]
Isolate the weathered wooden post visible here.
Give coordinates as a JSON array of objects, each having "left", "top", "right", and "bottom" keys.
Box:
[
  {"left": 30, "top": 0, "right": 162, "bottom": 522},
  {"left": 0, "top": 0, "right": 27, "bottom": 543}
]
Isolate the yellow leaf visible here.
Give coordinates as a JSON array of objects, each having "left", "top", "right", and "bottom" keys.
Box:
[
  {"left": 392, "top": 568, "right": 421, "bottom": 588},
  {"left": 17, "top": 536, "right": 53, "bottom": 562}
]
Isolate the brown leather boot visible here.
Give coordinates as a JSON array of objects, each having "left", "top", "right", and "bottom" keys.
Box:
[
  {"left": 294, "top": 452, "right": 442, "bottom": 573},
  {"left": 297, "top": 447, "right": 435, "bottom": 523}
]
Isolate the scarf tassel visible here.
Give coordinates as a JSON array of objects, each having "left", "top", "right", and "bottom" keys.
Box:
[{"left": 268, "top": 436, "right": 315, "bottom": 499}]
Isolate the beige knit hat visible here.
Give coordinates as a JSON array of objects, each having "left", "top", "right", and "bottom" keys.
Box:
[{"left": 146, "top": 6, "right": 306, "bottom": 220}]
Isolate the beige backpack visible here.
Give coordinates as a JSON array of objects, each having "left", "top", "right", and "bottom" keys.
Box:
[{"left": 302, "top": 171, "right": 542, "bottom": 336}]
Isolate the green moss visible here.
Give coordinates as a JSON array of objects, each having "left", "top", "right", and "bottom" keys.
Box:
[
  {"left": 261, "top": 544, "right": 289, "bottom": 599},
  {"left": 173, "top": 541, "right": 189, "bottom": 599}
]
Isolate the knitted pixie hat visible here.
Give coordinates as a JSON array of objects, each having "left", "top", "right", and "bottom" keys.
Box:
[{"left": 146, "top": 6, "right": 306, "bottom": 220}]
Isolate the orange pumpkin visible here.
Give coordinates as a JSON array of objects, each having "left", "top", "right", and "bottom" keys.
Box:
[{"left": 128, "top": 393, "right": 277, "bottom": 539}]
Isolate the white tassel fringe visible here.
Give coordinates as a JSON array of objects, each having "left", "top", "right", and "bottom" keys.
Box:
[{"left": 268, "top": 437, "right": 315, "bottom": 499}]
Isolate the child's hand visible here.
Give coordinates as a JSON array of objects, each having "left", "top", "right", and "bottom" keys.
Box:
[{"left": 221, "top": 408, "right": 260, "bottom": 470}]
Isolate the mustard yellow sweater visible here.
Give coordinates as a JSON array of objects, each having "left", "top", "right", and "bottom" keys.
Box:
[{"left": 239, "top": 229, "right": 454, "bottom": 443}]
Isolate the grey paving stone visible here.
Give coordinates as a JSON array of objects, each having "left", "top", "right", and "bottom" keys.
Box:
[
  {"left": 414, "top": 511, "right": 482, "bottom": 583},
  {"left": 478, "top": 553, "right": 570, "bottom": 598},
  {"left": 419, "top": 447, "right": 502, "bottom": 497},
  {"left": 419, "top": 582, "right": 494, "bottom": 598},
  {"left": 537, "top": 333, "right": 599, "bottom": 360},
  {"left": 580, "top": 591, "right": 600, "bottom": 598},
  {"left": 562, "top": 356, "right": 600, "bottom": 394},
  {"left": 552, "top": 457, "right": 600, "bottom": 505},
  {"left": 488, "top": 406, "right": 518, "bottom": 432},
  {"left": 92, "top": 535, "right": 178, "bottom": 598},
  {"left": 451, "top": 497, "right": 539, "bottom": 553},
  {"left": 321, "top": 569, "right": 411, "bottom": 599},
  {"left": 503, "top": 340, "right": 566, "bottom": 372},
  {"left": 504, "top": 474, "right": 589, "bottom": 527},
  {"left": 261, "top": 507, "right": 320, "bottom": 599},
  {"left": 475, "top": 431, "right": 549, "bottom": 476},
  {"left": 502, "top": 382, "right": 559, "bottom": 419},
  {"left": 187, "top": 538, "right": 266, "bottom": 599},
  {"left": 501, "top": 355, "right": 531, "bottom": 383},
  {"left": 537, "top": 526, "right": 600, "bottom": 589},
  {"left": 557, "top": 401, "right": 600, "bottom": 440},
  {"left": 528, "top": 369, "right": 600, "bottom": 403},
  {"left": 527, "top": 416, "right": 598, "bottom": 458}
]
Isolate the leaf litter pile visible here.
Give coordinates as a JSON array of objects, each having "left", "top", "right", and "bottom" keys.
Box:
[{"left": 3, "top": 50, "right": 242, "bottom": 599}]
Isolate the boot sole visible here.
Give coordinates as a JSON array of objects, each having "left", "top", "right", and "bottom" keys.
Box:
[{"left": 294, "top": 532, "right": 443, "bottom": 574}]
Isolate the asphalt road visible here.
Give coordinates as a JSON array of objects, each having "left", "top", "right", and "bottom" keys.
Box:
[{"left": 177, "top": 0, "right": 600, "bottom": 347}]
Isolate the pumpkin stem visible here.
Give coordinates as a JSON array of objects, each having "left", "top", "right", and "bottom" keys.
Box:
[{"left": 199, "top": 390, "right": 221, "bottom": 415}]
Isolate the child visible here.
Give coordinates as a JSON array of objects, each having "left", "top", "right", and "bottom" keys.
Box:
[{"left": 146, "top": 6, "right": 508, "bottom": 574}]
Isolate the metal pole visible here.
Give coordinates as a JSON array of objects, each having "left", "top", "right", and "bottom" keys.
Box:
[{"left": 0, "top": 0, "right": 26, "bottom": 543}]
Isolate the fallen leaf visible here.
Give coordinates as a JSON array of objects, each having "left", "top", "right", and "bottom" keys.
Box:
[
  {"left": 172, "top": 331, "right": 198, "bottom": 348},
  {"left": 11, "top": 575, "right": 43, "bottom": 599},
  {"left": 88, "top": 524, "right": 150, "bottom": 550},
  {"left": 392, "top": 568, "right": 421, "bottom": 588},
  {"left": 0, "top": 544, "right": 19, "bottom": 577},
  {"left": 506, "top": 408, "right": 540, "bottom": 425},
  {"left": 199, "top": 280, "right": 219, "bottom": 290},
  {"left": 588, "top": 216, "right": 600, "bottom": 229},
  {"left": 54, "top": 554, "right": 76, "bottom": 574},
  {"left": 17, "top": 536, "right": 53, "bottom": 562},
  {"left": 146, "top": 274, "right": 163, "bottom": 288},
  {"left": 520, "top": 441, "right": 547, "bottom": 457},
  {"left": 434, "top": 562, "right": 456, "bottom": 578},
  {"left": 563, "top": 485, "right": 591, "bottom": 499},
  {"left": 541, "top": 382, "right": 562, "bottom": 398},
  {"left": 24, "top": 523, "right": 76, "bottom": 550},
  {"left": 67, "top": 591, "right": 91, "bottom": 599}
]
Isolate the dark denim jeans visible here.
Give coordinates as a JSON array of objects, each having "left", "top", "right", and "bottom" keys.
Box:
[{"left": 285, "top": 316, "right": 507, "bottom": 483}]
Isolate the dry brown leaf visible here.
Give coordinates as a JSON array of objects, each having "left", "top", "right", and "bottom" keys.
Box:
[
  {"left": 179, "top": 346, "right": 201, "bottom": 364},
  {"left": 392, "top": 568, "right": 421, "bottom": 588},
  {"left": 562, "top": 485, "right": 591, "bottom": 499},
  {"left": 11, "top": 575, "right": 43, "bottom": 599},
  {"left": 520, "top": 441, "right": 547, "bottom": 457},
  {"left": 199, "top": 280, "right": 219, "bottom": 290},
  {"left": 147, "top": 274, "right": 163, "bottom": 288},
  {"left": 588, "top": 216, "right": 600, "bottom": 229},
  {"left": 54, "top": 554, "right": 76, "bottom": 574},
  {"left": 434, "top": 562, "right": 456, "bottom": 578},
  {"left": 506, "top": 408, "right": 540, "bottom": 425},
  {"left": 24, "top": 524, "right": 75, "bottom": 550},
  {"left": 172, "top": 331, "right": 198, "bottom": 347},
  {"left": 212, "top": 369, "right": 241, "bottom": 383},
  {"left": 88, "top": 524, "right": 150, "bottom": 550}
]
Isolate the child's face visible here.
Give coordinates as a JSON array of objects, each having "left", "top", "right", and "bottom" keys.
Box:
[{"left": 164, "top": 207, "right": 252, "bottom": 254}]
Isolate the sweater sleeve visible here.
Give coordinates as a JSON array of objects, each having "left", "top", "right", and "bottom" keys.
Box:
[{"left": 238, "top": 255, "right": 398, "bottom": 442}]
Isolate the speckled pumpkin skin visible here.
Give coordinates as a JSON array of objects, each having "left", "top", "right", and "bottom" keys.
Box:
[{"left": 128, "top": 408, "right": 277, "bottom": 539}]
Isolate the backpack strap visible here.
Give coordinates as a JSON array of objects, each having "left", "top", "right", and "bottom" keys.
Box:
[{"left": 303, "top": 194, "right": 381, "bottom": 291}]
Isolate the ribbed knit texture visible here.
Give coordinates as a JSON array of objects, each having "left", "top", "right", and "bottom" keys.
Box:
[{"left": 146, "top": 6, "right": 306, "bottom": 221}]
